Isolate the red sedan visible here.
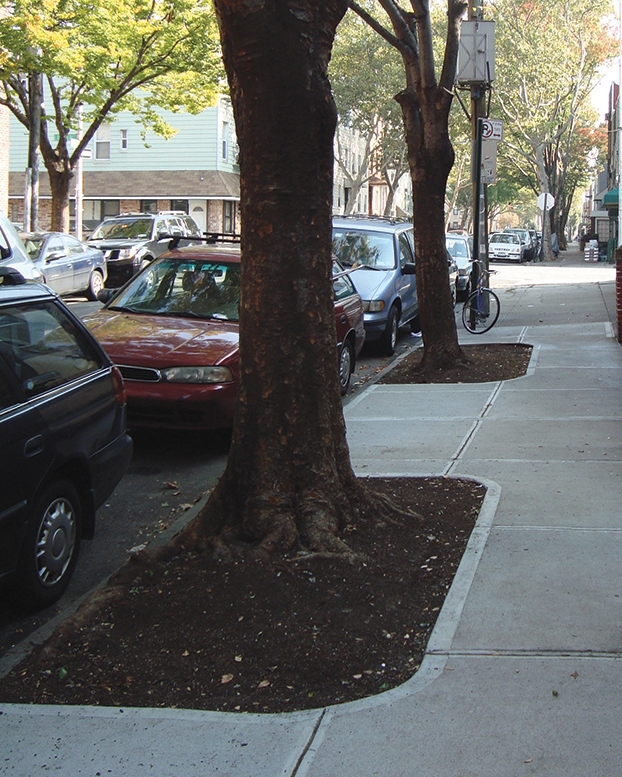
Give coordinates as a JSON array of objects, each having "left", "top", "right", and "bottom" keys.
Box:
[{"left": 83, "top": 246, "right": 365, "bottom": 431}]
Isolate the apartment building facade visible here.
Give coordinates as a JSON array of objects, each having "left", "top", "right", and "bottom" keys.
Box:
[{"left": 9, "top": 96, "right": 408, "bottom": 233}]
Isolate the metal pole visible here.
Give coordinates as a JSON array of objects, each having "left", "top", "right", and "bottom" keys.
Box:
[{"left": 27, "top": 71, "right": 42, "bottom": 232}]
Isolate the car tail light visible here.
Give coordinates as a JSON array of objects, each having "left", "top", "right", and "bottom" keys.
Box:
[{"left": 111, "top": 366, "right": 127, "bottom": 406}]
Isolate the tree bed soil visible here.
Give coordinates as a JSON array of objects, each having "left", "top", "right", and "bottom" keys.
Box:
[
  {"left": 0, "top": 343, "right": 529, "bottom": 714},
  {"left": 382, "top": 342, "right": 533, "bottom": 385}
]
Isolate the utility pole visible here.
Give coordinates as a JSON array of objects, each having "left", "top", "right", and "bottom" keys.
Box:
[
  {"left": 469, "top": 0, "right": 486, "bottom": 282},
  {"left": 25, "top": 71, "right": 42, "bottom": 232}
]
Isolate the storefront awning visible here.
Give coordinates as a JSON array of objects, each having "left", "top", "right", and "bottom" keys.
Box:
[{"left": 602, "top": 187, "right": 618, "bottom": 208}]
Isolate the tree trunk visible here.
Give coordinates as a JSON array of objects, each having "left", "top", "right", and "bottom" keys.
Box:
[
  {"left": 182, "top": 0, "right": 368, "bottom": 557},
  {"left": 397, "top": 86, "right": 466, "bottom": 371}
]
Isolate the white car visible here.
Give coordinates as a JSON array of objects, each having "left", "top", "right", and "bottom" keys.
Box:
[
  {"left": 446, "top": 233, "right": 473, "bottom": 301},
  {"left": 489, "top": 231, "right": 525, "bottom": 263}
]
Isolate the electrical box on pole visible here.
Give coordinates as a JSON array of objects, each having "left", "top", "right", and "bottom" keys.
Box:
[{"left": 457, "top": 21, "right": 495, "bottom": 86}]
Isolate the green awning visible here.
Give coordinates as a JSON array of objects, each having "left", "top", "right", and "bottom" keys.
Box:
[{"left": 602, "top": 187, "right": 618, "bottom": 208}]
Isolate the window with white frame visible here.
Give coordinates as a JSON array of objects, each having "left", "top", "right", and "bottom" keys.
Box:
[
  {"left": 222, "top": 121, "right": 229, "bottom": 160},
  {"left": 95, "top": 125, "right": 111, "bottom": 160},
  {"left": 120, "top": 129, "right": 128, "bottom": 151}
]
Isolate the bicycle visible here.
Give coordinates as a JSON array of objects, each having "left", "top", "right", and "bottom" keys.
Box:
[{"left": 461, "top": 260, "right": 500, "bottom": 334}]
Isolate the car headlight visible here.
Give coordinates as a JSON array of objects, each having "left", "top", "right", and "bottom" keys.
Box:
[
  {"left": 458, "top": 268, "right": 469, "bottom": 276},
  {"left": 161, "top": 366, "right": 234, "bottom": 384},
  {"left": 362, "top": 300, "right": 385, "bottom": 313},
  {"left": 117, "top": 247, "right": 138, "bottom": 261}
]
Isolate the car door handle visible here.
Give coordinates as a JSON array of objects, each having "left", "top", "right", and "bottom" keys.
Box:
[{"left": 24, "top": 435, "right": 44, "bottom": 457}]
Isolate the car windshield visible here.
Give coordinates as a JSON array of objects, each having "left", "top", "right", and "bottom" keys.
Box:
[
  {"left": 108, "top": 256, "right": 241, "bottom": 321},
  {"left": 446, "top": 237, "right": 469, "bottom": 258},
  {"left": 91, "top": 218, "right": 153, "bottom": 240},
  {"left": 332, "top": 230, "right": 396, "bottom": 270},
  {"left": 490, "top": 234, "right": 519, "bottom": 244},
  {"left": 23, "top": 237, "right": 45, "bottom": 260}
]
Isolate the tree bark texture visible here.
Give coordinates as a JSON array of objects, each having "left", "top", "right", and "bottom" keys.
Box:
[
  {"left": 184, "top": 0, "right": 367, "bottom": 556},
  {"left": 393, "top": 0, "right": 467, "bottom": 371}
]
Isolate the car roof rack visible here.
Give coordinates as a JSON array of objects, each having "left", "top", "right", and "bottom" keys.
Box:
[
  {"left": 335, "top": 214, "right": 410, "bottom": 224},
  {"left": 0, "top": 267, "right": 27, "bottom": 285},
  {"left": 167, "top": 232, "right": 240, "bottom": 250}
]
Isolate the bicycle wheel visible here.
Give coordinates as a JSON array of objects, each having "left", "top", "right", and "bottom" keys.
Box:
[{"left": 462, "top": 288, "right": 500, "bottom": 334}]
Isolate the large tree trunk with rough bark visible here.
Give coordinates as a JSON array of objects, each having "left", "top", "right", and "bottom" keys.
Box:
[
  {"left": 350, "top": 0, "right": 467, "bottom": 372},
  {"left": 182, "top": 0, "right": 372, "bottom": 558},
  {"left": 39, "top": 137, "right": 73, "bottom": 232},
  {"left": 397, "top": 84, "right": 465, "bottom": 370}
]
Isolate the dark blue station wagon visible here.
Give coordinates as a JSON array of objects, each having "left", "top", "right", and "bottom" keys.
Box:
[{"left": 0, "top": 268, "right": 132, "bottom": 604}]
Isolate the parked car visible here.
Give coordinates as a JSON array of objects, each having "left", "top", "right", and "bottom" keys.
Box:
[
  {"left": 88, "top": 211, "right": 203, "bottom": 288},
  {"left": 82, "top": 246, "right": 365, "bottom": 431},
  {"left": 0, "top": 212, "right": 44, "bottom": 282},
  {"left": 0, "top": 267, "right": 132, "bottom": 604},
  {"left": 446, "top": 233, "right": 473, "bottom": 301},
  {"left": 489, "top": 231, "right": 525, "bottom": 263},
  {"left": 503, "top": 228, "right": 534, "bottom": 261},
  {"left": 22, "top": 232, "right": 107, "bottom": 300},
  {"left": 332, "top": 217, "right": 419, "bottom": 355}
]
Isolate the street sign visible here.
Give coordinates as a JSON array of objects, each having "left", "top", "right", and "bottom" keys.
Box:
[
  {"left": 480, "top": 119, "right": 503, "bottom": 141},
  {"left": 537, "top": 192, "right": 555, "bottom": 211}
]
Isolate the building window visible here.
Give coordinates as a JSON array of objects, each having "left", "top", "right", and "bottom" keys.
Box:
[
  {"left": 223, "top": 201, "right": 236, "bottom": 233},
  {"left": 120, "top": 129, "right": 128, "bottom": 151},
  {"left": 102, "top": 200, "right": 120, "bottom": 218},
  {"left": 222, "top": 121, "right": 229, "bottom": 160},
  {"left": 95, "top": 125, "right": 111, "bottom": 160},
  {"left": 170, "top": 200, "right": 189, "bottom": 214},
  {"left": 141, "top": 200, "right": 158, "bottom": 214}
]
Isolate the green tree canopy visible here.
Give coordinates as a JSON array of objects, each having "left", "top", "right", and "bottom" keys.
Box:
[
  {"left": 0, "top": 0, "right": 223, "bottom": 229},
  {"left": 490, "top": 0, "right": 617, "bottom": 249}
]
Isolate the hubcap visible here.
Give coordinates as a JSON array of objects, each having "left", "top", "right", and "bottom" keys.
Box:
[
  {"left": 339, "top": 345, "right": 352, "bottom": 390},
  {"left": 35, "top": 497, "right": 76, "bottom": 587}
]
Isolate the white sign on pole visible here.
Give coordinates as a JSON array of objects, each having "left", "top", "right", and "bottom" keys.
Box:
[
  {"left": 537, "top": 192, "right": 555, "bottom": 211},
  {"left": 481, "top": 139, "right": 498, "bottom": 184},
  {"left": 480, "top": 119, "right": 503, "bottom": 142}
]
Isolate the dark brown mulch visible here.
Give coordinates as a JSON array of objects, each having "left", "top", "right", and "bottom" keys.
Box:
[
  {"left": 383, "top": 343, "right": 533, "bottom": 384},
  {"left": 0, "top": 344, "right": 528, "bottom": 714}
]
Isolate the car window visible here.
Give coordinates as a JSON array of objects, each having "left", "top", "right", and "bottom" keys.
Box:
[
  {"left": 91, "top": 218, "right": 152, "bottom": 240},
  {"left": 65, "top": 236, "right": 85, "bottom": 255},
  {"left": 24, "top": 237, "right": 45, "bottom": 260},
  {"left": 0, "top": 367, "right": 15, "bottom": 410},
  {"left": 333, "top": 272, "right": 356, "bottom": 301},
  {"left": 182, "top": 217, "right": 202, "bottom": 238},
  {"left": 0, "top": 302, "right": 103, "bottom": 398},
  {"left": 398, "top": 233, "right": 414, "bottom": 268},
  {"left": 0, "top": 225, "right": 12, "bottom": 260},
  {"left": 332, "top": 230, "right": 396, "bottom": 270},
  {"left": 109, "top": 257, "right": 241, "bottom": 321},
  {"left": 47, "top": 235, "right": 65, "bottom": 255},
  {"left": 166, "top": 218, "right": 184, "bottom": 237},
  {"left": 446, "top": 237, "right": 468, "bottom": 258}
]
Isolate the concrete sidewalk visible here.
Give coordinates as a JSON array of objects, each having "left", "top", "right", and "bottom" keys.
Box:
[{"left": 1, "top": 250, "right": 621, "bottom": 776}]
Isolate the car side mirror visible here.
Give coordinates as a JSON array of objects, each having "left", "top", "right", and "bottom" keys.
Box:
[
  {"left": 97, "top": 288, "right": 116, "bottom": 303},
  {"left": 402, "top": 262, "right": 416, "bottom": 275}
]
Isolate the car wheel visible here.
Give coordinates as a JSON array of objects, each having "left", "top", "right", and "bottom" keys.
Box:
[
  {"left": 86, "top": 270, "right": 105, "bottom": 300},
  {"left": 338, "top": 339, "right": 355, "bottom": 396},
  {"left": 17, "top": 480, "right": 82, "bottom": 605},
  {"left": 380, "top": 305, "right": 400, "bottom": 356},
  {"left": 457, "top": 280, "right": 471, "bottom": 303}
]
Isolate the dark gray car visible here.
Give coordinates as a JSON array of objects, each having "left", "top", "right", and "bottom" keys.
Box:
[{"left": 88, "top": 211, "right": 203, "bottom": 288}]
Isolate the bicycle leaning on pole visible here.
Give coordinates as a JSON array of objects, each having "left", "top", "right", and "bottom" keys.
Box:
[{"left": 461, "top": 259, "right": 501, "bottom": 334}]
